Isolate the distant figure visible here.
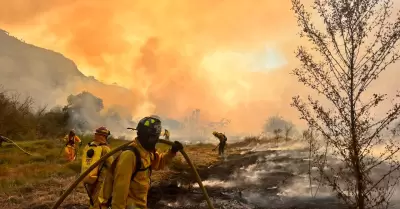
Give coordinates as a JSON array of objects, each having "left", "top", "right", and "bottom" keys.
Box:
[
  {"left": 163, "top": 129, "right": 170, "bottom": 141},
  {"left": 212, "top": 131, "right": 227, "bottom": 157},
  {"left": 63, "top": 130, "right": 81, "bottom": 162},
  {"left": 81, "top": 127, "right": 113, "bottom": 209}
]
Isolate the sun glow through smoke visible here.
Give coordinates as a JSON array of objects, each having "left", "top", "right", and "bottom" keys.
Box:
[{"left": 0, "top": 0, "right": 316, "bottom": 133}]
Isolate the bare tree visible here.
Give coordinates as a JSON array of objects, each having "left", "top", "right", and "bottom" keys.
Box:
[
  {"left": 291, "top": 0, "right": 400, "bottom": 208},
  {"left": 302, "top": 129, "right": 320, "bottom": 197},
  {"left": 284, "top": 124, "right": 294, "bottom": 141},
  {"left": 273, "top": 128, "right": 282, "bottom": 140}
]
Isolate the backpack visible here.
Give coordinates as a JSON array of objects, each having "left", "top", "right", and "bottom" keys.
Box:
[
  {"left": 103, "top": 146, "right": 153, "bottom": 207},
  {"left": 217, "top": 133, "right": 227, "bottom": 143},
  {"left": 222, "top": 134, "right": 227, "bottom": 142},
  {"left": 81, "top": 142, "right": 107, "bottom": 185},
  {"left": 120, "top": 146, "right": 152, "bottom": 181}
]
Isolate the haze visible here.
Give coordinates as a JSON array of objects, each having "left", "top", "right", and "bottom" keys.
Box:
[{"left": 1, "top": 0, "right": 400, "bottom": 134}]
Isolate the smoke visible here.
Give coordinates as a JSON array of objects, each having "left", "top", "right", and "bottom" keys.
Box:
[
  {"left": 62, "top": 90, "right": 138, "bottom": 138},
  {"left": 0, "top": 0, "right": 306, "bottom": 135},
  {"left": 1, "top": 0, "right": 400, "bottom": 136}
]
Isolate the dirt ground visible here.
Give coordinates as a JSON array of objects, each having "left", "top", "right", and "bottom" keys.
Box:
[
  {"left": 148, "top": 147, "right": 344, "bottom": 209},
  {"left": 0, "top": 139, "right": 227, "bottom": 209},
  {"left": 1, "top": 138, "right": 347, "bottom": 209}
]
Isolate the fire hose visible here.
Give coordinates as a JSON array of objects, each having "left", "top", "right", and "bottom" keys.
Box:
[
  {"left": 51, "top": 139, "right": 215, "bottom": 209},
  {"left": 1, "top": 136, "right": 33, "bottom": 156}
]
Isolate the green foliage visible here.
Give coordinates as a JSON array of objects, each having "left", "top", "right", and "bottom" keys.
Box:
[
  {"left": 36, "top": 106, "right": 70, "bottom": 138},
  {"left": 0, "top": 90, "right": 69, "bottom": 141},
  {"left": 0, "top": 91, "right": 36, "bottom": 140}
]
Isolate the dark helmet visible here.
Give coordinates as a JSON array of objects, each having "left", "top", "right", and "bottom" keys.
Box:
[
  {"left": 69, "top": 129, "right": 76, "bottom": 136},
  {"left": 136, "top": 116, "right": 162, "bottom": 151}
]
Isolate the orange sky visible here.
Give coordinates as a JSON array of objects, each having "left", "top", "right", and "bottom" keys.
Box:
[{"left": 2, "top": 0, "right": 399, "bottom": 134}]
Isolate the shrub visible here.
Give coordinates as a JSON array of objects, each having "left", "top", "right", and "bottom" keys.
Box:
[{"left": 0, "top": 89, "right": 68, "bottom": 141}]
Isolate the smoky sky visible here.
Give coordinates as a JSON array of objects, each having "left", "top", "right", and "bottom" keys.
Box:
[{"left": 1, "top": 0, "right": 400, "bottom": 133}]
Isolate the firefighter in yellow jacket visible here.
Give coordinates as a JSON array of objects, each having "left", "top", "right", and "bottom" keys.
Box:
[
  {"left": 63, "top": 130, "right": 81, "bottom": 162},
  {"left": 163, "top": 129, "right": 170, "bottom": 141},
  {"left": 212, "top": 131, "right": 227, "bottom": 157},
  {"left": 99, "top": 116, "right": 183, "bottom": 209},
  {"left": 81, "top": 127, "right": 114, "bottom": 209}
]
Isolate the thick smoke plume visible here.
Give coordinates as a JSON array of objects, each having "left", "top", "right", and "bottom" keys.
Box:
[{"left": 1, "top": 0, "right": 400, "bottom": 135}]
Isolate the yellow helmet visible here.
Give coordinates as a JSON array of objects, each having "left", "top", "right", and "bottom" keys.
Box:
[{"left": 212, "top": 131, "right": 218, "bottom": 136}]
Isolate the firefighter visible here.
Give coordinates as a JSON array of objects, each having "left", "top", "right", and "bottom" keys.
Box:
[
  {"left": 81, "top": 127, "right": 114, "bottom": 209},
  {"left": 163, "top": 129, "right": 170, "bottom": 141},
  {"left": 63, "top": 130, "right": 82, "bottom": 162},
  {"left": 99, "top": 116, "right": 183, "bottom": 209},
  {"left": 212, "top": 131, "right": 227, "bottom": 157}
]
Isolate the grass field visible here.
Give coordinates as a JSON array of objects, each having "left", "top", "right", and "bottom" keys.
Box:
[{"left": 0, "top": 135, "right": 232, "bottom": 209}]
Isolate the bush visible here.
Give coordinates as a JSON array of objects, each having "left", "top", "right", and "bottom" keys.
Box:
[
  {"left": 0, "top": 89, "right": 69, "bottom": 141},
  {"left": 0, "top": 90, "right": 36, "bottom": 140},
  {"left": 36, "top": 106, "right": 69, "bottom": 138}
]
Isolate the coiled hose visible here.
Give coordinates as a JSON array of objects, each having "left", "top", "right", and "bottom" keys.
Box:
[{"left": 51, "top": 139, "right": 215, "bottom": 209}]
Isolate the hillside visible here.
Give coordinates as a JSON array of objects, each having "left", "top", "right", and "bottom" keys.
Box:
[{"left": 0, "top": 29, "right": 132, "bottom": 109}]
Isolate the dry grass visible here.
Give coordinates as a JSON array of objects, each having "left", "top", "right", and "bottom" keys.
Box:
[{"left": 0, "top": 137, "right": 240, "bottom": 209}]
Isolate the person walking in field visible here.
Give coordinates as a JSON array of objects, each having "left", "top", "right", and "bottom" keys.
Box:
[{"left": 63, "top": 130, "right": 81, "bottom": 162}]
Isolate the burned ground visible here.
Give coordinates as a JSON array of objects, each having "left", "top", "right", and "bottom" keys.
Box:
[
  {"left": 149, "top": 145, "right": 344, "bottom": 209},
  {"left": 3, "top": 138, "right": 397, "bottom": 209}
]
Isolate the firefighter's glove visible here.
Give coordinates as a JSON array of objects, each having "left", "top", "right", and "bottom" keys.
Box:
[{"left": 171, "top": 141, "right": 183, "bottom": 153}]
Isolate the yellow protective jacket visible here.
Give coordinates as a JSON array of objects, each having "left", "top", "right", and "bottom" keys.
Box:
[
  {"left": 100, "top": 138, "right": 176, "bottom": 209},
  {"left": 84, "top": 135, "right": 113, "bottom": 182},
  {"left": 213, "top": 132, "right": 227, "bottom": 143},
  {"left": 83, "top": 135, "right": 114, "bottom": 209},
  {"left": 64, "top": 135, "right": 81, "bottom": 147},
  {"left": 164, "top": 129, "right": 170, "bottom": 140},
  {"left": 63, "top": 135, "right": 81, "bottom": 161}
]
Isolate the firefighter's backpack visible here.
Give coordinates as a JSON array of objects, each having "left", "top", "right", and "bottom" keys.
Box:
[{"left": 81, "top": 142, "right": 107, "bottom": 184}]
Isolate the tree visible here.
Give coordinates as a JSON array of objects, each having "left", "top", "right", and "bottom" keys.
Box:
[
  {"left": 291, "top": 0, "right": 400, "bottom": 208},
  {"left": 284, "top": 124, "right": 294, "bottom": 141},
  {"left": 0, "top": 90, "right": 35, "bottom": 140},
  {"left": 36, "top": 106, "right": 69, "bottom": 138},
  {"left": 66, "top": 91, "right": 104, "bottom": 112},
  {"left": 64, "top": 91, "right": 104, "bottom": 132},
  {"left": 273, "top": 128, "right": 283, "bottom": 139},
  {"left": 264, "top": 116, "right": 296, "bottom": 140}
]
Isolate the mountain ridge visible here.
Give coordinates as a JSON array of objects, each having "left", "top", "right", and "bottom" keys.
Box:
[{"left": 0, "top": 28, "right": 133, "bottom": 109}]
